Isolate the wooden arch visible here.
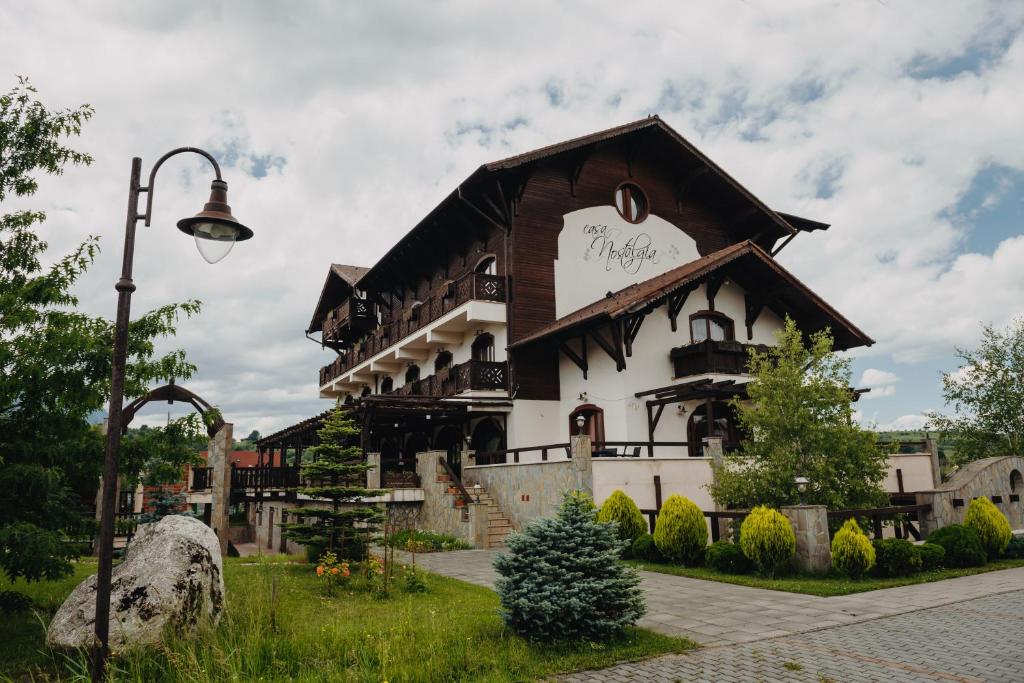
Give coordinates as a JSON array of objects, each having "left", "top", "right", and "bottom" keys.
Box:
[{"left": 121, "top": 381, "right": 225, "bottom": 437}]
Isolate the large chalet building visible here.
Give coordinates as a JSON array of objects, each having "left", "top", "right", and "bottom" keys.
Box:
[{"left": 251, "top": 117, "right": 937, "bottom": 551}]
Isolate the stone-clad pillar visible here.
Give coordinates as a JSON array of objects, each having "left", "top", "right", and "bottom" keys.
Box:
[
  {"left": 208, "top": 422, "right": 233, "bottom": 558},
  {"left": 781, "top": 505, "right": 831, "bottom": 573},
  {"left": 366, "top": 452, "right": 381, "bottom": 489},
  {"left": 571, "top": 435, "right": 593, "bottom": 496}
]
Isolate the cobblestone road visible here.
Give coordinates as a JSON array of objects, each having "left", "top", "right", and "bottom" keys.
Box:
[{"left": 562, "top": 590, "right": 1024, "bottom": 683}]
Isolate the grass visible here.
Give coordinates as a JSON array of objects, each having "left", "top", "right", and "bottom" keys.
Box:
[
  {"left": 626, "top": 557, "right": 1024, "bottom": 596},
  {"left": 2, "top": 556, "right": 693, "bottom": 682}
]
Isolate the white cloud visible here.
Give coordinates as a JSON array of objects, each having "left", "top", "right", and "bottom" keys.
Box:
[
  {"left": 2, "top": 1, "right": 1023, "bottom": 433},
  {"left": 860, "top": 369, "right": 900, "bottom": 386},
  {"left": 871, "top": 414, "right": 931, "bottom": 432}
]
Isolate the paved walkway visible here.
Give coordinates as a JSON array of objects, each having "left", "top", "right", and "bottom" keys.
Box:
[
  {"left": 409, "top": 549, "right": 1024, "bottom": 648},
  {"left": 563, "top": 590, "right": 1024, "bottom": 682}
]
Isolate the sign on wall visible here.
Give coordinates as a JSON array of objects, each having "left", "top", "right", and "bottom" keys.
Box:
[{"left": 554, "top": 206, "right": 701, "bottom": 317}]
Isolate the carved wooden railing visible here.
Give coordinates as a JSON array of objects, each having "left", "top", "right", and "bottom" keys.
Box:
[
  {"left": 437, "top": 456, "right": 474, "bottom": 507},
  {"left": 318, "top": 273, "right": 506, "bottom": 387},
  {"left": 190, "top": 466, "right": 213, "bottom": 491},
  {"left": 382, "top": 360, "right": 507, "bottom": 398},
  {"left": 669, "top": 340, "right": 771, "bottom": 378}
]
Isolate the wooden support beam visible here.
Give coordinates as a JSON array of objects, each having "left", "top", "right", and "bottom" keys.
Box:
[
  {"left": 705, "top": 273, "right": 725, "bottom": 310},
  {"left": 588, "top": 326, "right": 625, "bottom": 372},
  {"left": 622, "top": 313, "right": 645, "bottom": 357},
  {"left": 667, "top": 284, "right": 696, "bottom": 332},
  {"left": 457, "top": 186, "right": 507, "bottom": 233},
  {"left": 744, "top": 293, "right": 765, "bottom": 341},
  {"left": 559, "top": 340, "right": 588, "bottom": 379}
]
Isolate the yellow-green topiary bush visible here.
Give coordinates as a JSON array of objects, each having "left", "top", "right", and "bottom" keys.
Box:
[
  {"left": 963, "top": 497, "right": 1012, "bottom": 559},
  {"left": 597, "top": 490, "right": 648, "bottom": 545},
  {"left": 831, "top": 518, "right": 875, "bottom": 579},
  {"left": 738, "top": 506, "right": 795, "bottom": 577},
  {"left": 652, "top": 494, "right": 707, "bottom": 565}
]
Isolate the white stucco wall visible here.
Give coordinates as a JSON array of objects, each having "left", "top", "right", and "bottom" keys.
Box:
[
  {"left": 505, "top": 399, "right": 564, "bottom": 455},
  {"left": 554, "top": 206, "right": 701, "bottom": 317},
  {"left": 592, "top": 457, "right": 717, "bottom": 511}
]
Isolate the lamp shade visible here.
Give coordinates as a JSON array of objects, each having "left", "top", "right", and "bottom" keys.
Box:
[{"left": 177, "top": 179, "right": 253, "bottom": 263}]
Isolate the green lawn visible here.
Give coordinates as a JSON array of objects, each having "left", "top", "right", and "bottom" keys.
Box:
[
  {"left": 2, "top": 556, "right": 693, "bottom": 682},
  {"left": 626, "top": 557, "right": 1024, "bottom": 596}
]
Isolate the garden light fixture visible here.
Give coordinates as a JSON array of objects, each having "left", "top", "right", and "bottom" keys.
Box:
[
  {"left": 92, "top": 147, "right": 253, "bottom": 681},
  {"left": 576, "top": 413, "right": 586, "bottom": 434},
  {"left": 795, "top": 475, "right": 809, "bottom": 505}
]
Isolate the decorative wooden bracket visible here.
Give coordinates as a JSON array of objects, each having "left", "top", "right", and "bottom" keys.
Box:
[
  {"left": 559, "top": 335, "right": 588, "bottom": 379},
  {"left": 588, "top": 325, "right": 626, "bottom": 372},
  {"left": 645, "top": 402, "right": 666, "bottom": 457},
  {"left": 705, "top": 273, "right": 725, "bottom": 310},
  {"left": 567, "top": 146, "right": 593, "bottom": 197},
  {"left": 621, "top": 313, "right": 646, "bottom": 357},
  {"left": 667, "top": 284, "right": 697, "bottom": 332},
  {"left": 457, "top": 186, "right": 507, "bottom": 233},
  {"left": 744, "top": 293, "right": 765, "bottom": 341}
]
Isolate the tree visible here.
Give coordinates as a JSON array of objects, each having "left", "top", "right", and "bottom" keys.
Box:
[
  {"left": 708, "top": 317, "right": 888, "bottom": 511},
  {"left": 926, "top": 320, "right": 1024, "bottom": 466},
  {"left": 121, "top": 413, "right": 206, "bottom": 487},
  {"left": 280, "top": 407, "right": 384, "bottom": 560},
  {"left": 493, "top": 491, "right": 645, "bottom": 642},
  {"left": 0, "top": 78, "right": 200, "bottom": 581}
]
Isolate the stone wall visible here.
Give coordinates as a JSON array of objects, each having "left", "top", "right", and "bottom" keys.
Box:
[
  {"left": 414, "top": 450, "right": 485, "bottom": 545},
  {"left": 917, "top": 455, "right": 1024, "bottom": 535},
  {"left": 782, "top": 505, "right": 831, "bottom": 573}
]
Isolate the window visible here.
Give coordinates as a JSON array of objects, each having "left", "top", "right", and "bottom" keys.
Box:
[
  {"left": 405, "top": 364, "right": 420, "bottom": 383},
  {"left": 689, "top": 311, "right": 734, "bottom": 343},
  {"left": 614, "top": 182, "right": 648, "bottom": 223},
  {"left": 1012, "top": 470, "right": 1023, "bottom": 493},
  {"left": 435, "top": 350, "right": 453, "bottom": 373},
  {"left": 471, "top": 333, "right": 495, "bottom": 362},
  {"left": 568, "top": 404, "right": 605, "bottom": 446},
  {"left": 475, "top": 255, "right": 497, "bottom": 275},
  {"left": 380, "top": 376, "right": 394, "bottom": 394}
]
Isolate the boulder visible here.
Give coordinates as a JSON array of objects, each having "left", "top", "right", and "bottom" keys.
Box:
[{"left": 47, "top": 515, "right": 224, "bottom": 652}]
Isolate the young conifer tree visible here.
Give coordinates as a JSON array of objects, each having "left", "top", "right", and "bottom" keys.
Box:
[{"left": 280, "top": 407, "right": 385, "bottom": 560}]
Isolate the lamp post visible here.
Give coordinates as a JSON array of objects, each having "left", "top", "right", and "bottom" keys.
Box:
[
  {"left": 92, "top": 148, "right": 253, "bottom": 681},
  {"left": 794, "top": 476, "right": 809, "bottom": 506},
  {"left": 575, "top": 413, "right": 586, "bottom": 435}
]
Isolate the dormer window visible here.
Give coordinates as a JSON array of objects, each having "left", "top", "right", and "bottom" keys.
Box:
[
  {"left": 472, "top": 332, "right": 495, "bottom": 362},
  {"left": 614, "top": 182, "right": 648, "bottom": 223},
  {"left": 690, "top": 311, "right": 734, "bottom": 343}
]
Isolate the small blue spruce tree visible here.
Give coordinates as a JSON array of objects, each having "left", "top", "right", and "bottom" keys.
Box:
[{"left": 493, "top": 491, "right": 645, "bottom": 642}]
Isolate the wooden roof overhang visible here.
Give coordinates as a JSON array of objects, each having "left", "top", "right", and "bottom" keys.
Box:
[
  {"left": 634, "top": 377, "right": 752, "bottom": 447},
  {"left": 508, "top": 241, "right": 873, "bottom": 376},
  {"left": 354, "top": 117, "right": 830, "bottom": 295},
  {"left": 306, "top": 264, "right": 371, "bottom": 334}
]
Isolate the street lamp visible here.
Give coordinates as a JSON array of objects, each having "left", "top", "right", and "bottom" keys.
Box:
[
  {"left": 92, "top": 148, "right": 252, "bottom": 681},
  {"left": 794, "top": 476, "right": 809, "bottom": 506}
]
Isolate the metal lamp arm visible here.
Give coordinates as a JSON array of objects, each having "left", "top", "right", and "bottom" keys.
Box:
[{"left": 141, "top": 147, "right": 223, "bottom": 226}]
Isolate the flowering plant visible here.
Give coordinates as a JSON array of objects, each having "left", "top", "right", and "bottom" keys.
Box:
[
  {"left": 363, "top": 553, "right": 387, "bottom": 594},
  {"left": 315, "top": 550, "right": 350, "bottom": 595}
]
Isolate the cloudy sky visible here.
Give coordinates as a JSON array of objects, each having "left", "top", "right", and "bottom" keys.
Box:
[{"left": 3, "top": 1, "right": 1023, "bottom": 438}]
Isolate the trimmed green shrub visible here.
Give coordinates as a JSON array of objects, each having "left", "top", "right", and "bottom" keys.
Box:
[
  {"left": 918, "top": 542, "right": 945, "bottom": 571},
  {"left": 1004, "top": 536, "right": 1024, "bottom": 559},
  {"left": 963, "top": 497, "right": 1013, "bottom": 559},
  {"left": 494, "top": 491, "right": 645, "bottom": 642},
  {"left": 597, "top": 490, "right": 648, "bottom": 546},
  {"left": 387, "top": 529, "right": 472, "bottom": 552},
  {"left": 652, "top": 495, "right": 707, "bottom": 566},
  {"left": 871, "top": 538, "right": 921, "bottom": 577},
  {"left": 630, "top": 533, "right": 663, "bottom": 562},
  {"left": 926, "top": 524, "right": 986, "bottom": 568},
  {"left": 831, "top": 519, "right": 875, "bottom": 579},
  {"left": 739, "top": 506, "right": 796, "bottom": 578},
  {"left": 705, "top": 541, "right": 753, "bottom": 574}
]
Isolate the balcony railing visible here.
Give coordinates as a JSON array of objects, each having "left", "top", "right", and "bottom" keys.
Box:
[
  {"left": 231, "top": 466, "right": 300, "bottom": 490},
  {"left": 670, "top": 339, "right": 770, "bottom": 378},
  {"left": 319, "top": 272, "right": 507, "bottom": 387},
  {"left": 191, "top": 466, "right": 212, "bottom": 491},
  {"left": 387, "top": 360, "right": 507, "bottom": 398},
  {"left": 322, "top": 296, "right": 377, "bottom": 346}
]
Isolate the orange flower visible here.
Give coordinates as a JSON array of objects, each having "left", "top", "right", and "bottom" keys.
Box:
[
  {"left": 316, "top": 566, "right": 325, "bottom": 576},
  {"left": 330, "top": 567, "right": 340, "bottom": 575},
  {"left": 342, "top": 568, "right": 350, "bottom": 577}
]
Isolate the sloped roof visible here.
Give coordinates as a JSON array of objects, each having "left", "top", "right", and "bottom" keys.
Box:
[
  {"left": 307, "top": 263, "right": 370, "bottom": 333},
  {"left": 509, "top": 241, "right": 873, "bottom": 351}
]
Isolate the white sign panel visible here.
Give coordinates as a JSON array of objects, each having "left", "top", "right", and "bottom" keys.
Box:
[{"left": 554, "top": 205, "right": 701, "bottom": 317}]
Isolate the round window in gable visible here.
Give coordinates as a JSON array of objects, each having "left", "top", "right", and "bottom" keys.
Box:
[{"left": 614, "top": 182, "right": 649, "bottom": 223}]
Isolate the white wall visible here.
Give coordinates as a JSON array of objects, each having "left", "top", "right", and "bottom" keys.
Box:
[
  {"left": 505, "top": 399, "right": 564, "bottom": 454},
  {"left": 554, "top": 206, "right": 701, "bottom": 317},
  {"left": 883, "top": 454, "right": 936, "bottom": 493},
  {"left": 592, "top": 457, "right": 717, "bottom": 511}
]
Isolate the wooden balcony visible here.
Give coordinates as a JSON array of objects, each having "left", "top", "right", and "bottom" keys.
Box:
[
  {"left": 318, "top": 272, "right": 507, "bottom": 388},
  {"left": 670, "top": 339, "right": 770, "bottom": 378},
  {"left": 190, "top": 466, "right": 213, "bottom": 491},
  {"left": 389, "top": 360, "right": 508, "bottom": 398},
  {"left": 322, "top": 296, "right": 377, "bottom": 347}
]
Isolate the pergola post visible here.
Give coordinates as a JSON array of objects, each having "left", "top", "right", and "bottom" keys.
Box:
[{"left": 208, "top": 421, "right": 233, "bottom": 558}]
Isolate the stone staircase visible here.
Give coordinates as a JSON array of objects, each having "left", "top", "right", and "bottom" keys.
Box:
[
  {"left": 475, "top": 486, "right": 513, "bottom": 549},
  {"left": 436, "top": 471, "right": 512, "bottom": 548}
]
